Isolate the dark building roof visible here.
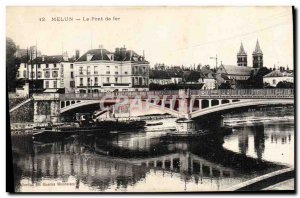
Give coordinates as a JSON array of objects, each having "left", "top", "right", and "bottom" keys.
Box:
[
  {"left": 264, "top": 70, "right": 293, "bottom": 78},
  {"left": 30, "top": 55, "right": 75, "bottom": 64},
  {"left": 217, "top": 65, "right": 253, "bottom": 76},
  {"left": 76, "top": 49, "right": 112, "bottom": 61},
  {"left": 31, "top": 55, "right": 63, "bottom": 64},
  {"left": 76, "top": 47, "right": 148, "bottom": 63}
]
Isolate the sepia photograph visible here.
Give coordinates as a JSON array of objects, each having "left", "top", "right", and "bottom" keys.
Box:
[{"left": 6, "top": 6, "right": 295, "bottom": 193}]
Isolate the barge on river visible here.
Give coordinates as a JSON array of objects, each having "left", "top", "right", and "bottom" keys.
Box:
[{"left": 32, "top": 113, "right": 146, "bottom": 140}]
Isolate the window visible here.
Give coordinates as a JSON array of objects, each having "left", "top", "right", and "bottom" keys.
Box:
[
  {"left": 31, "top": 72, "right": 35, "bottom": 78},
  {"left": 125, "top": 71, "right": 128, "bottom": 75},
  {"left": 45, "top": 71, "right": 50, "bottom": 78},
  {"left": 54, "top": 64, "right": 57, "bottom": 68},
  {"left": 87, "top": 66, "right": 91, "bottom": 75},
  {"left": 80, "top": 78, "right": 83, "bottom": 86},
  {"left": 95, "top": 77, "right": 98, "bottom": 85},
  {"left": 53, "top": 81, "right": 57, "bottom": 88},
  {"left": 23, "top": 71, "right": 26, "bottom": 78},
  {"left": 70, "top": 81, "right": 75, "bottom": 88},
  {"left": 94, "top": 66, "right": 98, "bottom": 74},
  {"left": 70, "top": 64, "right": 74, "bottom": 69},
  {"left": 52, "top": 71, "right": 58, "bottom": 78},
  {"left": 115, "top": 71, "right": 118, "bottom": 75},
  {"left": 115, "top": 66, "right": 118, "bottom": 69},
  {"left": 273, "top": 79, "right": 276, "bottom": 85},
  {"left": 70, "top": 72, "right": 74, "bottom": 78},
  {"left": 79, "top": 67, "right": 83, "bottom": 74},
  {"left": 87, "top": 78, "right": 90, "bottom": 85},
  {"left": 115, "top": 77, "right": 118, "bottom": 83},
  {"left": 37, "top": 71, "right": 42, "bottom": 78},
  {"left": 45, "top": 81, "right": 49, "bottom": 88},
  {"left": 46, "top": 64, "right": 49, "bottom": 68},
  {"left": 106, "top": 77, "right": 110, "bottom": 83},
  {"left": 106, "top": 71, "right": 110, "bottom": 74}
]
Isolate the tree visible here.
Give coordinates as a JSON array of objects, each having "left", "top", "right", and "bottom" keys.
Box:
[
  {"left": 218, "top": 82, "right": 232, "bottom": 89},
  {"left": 6, "top": 37, "right": 18, "bottom": 92},
  {"left": 247, "top": 67, "right": 271, "bottom": 88},
  {"left": 276, "top": 81, "right": 294, "bottom": 88}
]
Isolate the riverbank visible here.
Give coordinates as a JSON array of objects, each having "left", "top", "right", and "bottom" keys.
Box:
[
  {"left": 226, "top": 168, "right": 295, "bottom": 191},
  {"left": 263, "top": 178, "right": 294, "bottom": 190}
]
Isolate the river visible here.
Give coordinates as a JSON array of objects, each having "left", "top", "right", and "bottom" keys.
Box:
[{"left": 10, "top": 107, "right": 294, "bottom": 192}]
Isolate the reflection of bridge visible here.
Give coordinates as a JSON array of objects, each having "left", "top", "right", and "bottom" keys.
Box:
[
  {"left": 15, "top": 89, "right": 294, "bottom": 122},
  {"left": 133, "top": 153, "right": 233, "bottom": 178},
  {"left": 14, "top": 141, "right": 234, "bottom": 191}
]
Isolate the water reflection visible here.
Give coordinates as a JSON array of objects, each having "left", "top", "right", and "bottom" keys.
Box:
[
  {"left": 11, "top": 108, "right": 294, "bottom": 192},
  {"left": 223, "top": 121, "right": 294, "bottom": 167},
  {"left": 12, "top": 128, "right": 288, "bottom": 192}
]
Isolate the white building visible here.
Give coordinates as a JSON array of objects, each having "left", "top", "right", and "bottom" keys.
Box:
[
  {"left": 74, "top": 46, "right": 149, "bottom": 93},
  {"left": 16, "top": 52, "right": 76, "bottom": 93},
  {"left": 263, "top": 70, "right": 294, "bottom": 87},
  {"left": 199, "top": 73, "right": 216, "bottom": 90}
]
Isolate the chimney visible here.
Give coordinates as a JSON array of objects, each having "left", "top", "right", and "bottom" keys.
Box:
[
  {"left": 75, "top": 50, "right": 80, "bottom": 60},
  {"left": 63, "top": 51, "right": 69, "bottom": 61},
  {"left": 287, "top": 65, "right": 290, "bottom": 71},
  {"left": 120, "top": 46, "right": 127, "bottom": 60}
]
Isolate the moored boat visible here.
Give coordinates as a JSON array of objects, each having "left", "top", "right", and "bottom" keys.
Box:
[{"left": 32, "top": 113, "right": 146, "bottom": 141}]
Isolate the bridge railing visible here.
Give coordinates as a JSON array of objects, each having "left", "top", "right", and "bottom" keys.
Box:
[
  {"left": 59, "top": 89, "right": 294, "bottom": 100},
  {"left": 60, "top": 90, "right": 180, "bottom": 100},
  {"left": 191, "top": 89, "right": 294, "bottom": 98}
]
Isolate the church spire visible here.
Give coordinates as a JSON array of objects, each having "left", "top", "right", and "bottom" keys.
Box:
[
  {"left": 238, "top": 42, "right": 247, "bottom": 55},
  {"left": 252, "top": 39, "right": 263, "bottom": 68},
  {"left": 237, "top": 42, "right": 247, "bottom": 67},
  {"left": 253, "top": 39, "right": 263, "bottom": 54}
]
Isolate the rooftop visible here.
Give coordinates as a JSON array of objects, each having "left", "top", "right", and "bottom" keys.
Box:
[
  {"left": 217, "top": 65, "right": 253, "bottom": 76},
  {"left": 76, "top": 47, "right": 148, "bottom": 63},
  {"left": 264, "top": 70, "right": 293, "bottom": 78}
]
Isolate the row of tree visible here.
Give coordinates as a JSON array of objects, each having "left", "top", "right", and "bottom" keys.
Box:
[{"left": 6, "top": 37, "right": 18, "bottom": 92}]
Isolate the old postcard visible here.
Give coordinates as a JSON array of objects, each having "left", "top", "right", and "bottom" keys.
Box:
[{"left": 6, "top": 6, "right": 295, "bottom": 192}]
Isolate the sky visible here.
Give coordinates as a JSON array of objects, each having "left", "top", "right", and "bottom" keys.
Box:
[{"left": 7, "top": 6, "right": 294, "bottom": 68}]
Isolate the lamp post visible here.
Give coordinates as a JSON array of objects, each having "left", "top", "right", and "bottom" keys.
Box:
[{"left": 210, "top": 54, "right": 218, "bottom": 71}]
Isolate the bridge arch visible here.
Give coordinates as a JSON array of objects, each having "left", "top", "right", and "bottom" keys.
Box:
[{"left": 190, "top": 99, "right": 293, "bottom": 119}]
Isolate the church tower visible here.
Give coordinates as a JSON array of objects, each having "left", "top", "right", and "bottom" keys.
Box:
[
  {"left": 237, "top": 42, "right": 247, "bottom": 66},
  {"left": 252, "top": 40, "right": 263, "bottom": 68}
]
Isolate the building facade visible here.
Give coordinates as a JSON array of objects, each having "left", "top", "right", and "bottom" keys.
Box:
[
  {"left": 74, "top": 46, "right": 149, "bottom": 93},
  {"left": 263, "top": 70, "right": 294, "bottom": 87},
  {"left": 17, "top": 53, "right": 75, "bottom": 93}
]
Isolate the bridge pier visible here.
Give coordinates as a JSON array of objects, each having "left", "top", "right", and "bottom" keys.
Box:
[
  {"left": 198, "top": 99, "right": 202, "bottom": 110},
  {"left": 33, "top": 94, "right": 61, "bottom": 123}
]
